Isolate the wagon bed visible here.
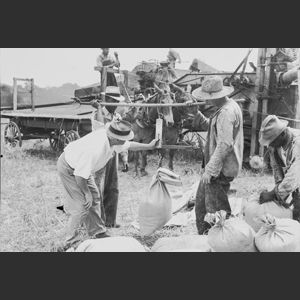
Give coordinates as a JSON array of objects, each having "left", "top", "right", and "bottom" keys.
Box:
[{"left": 1, "top": 102, "right": 94, "bottom": 151}]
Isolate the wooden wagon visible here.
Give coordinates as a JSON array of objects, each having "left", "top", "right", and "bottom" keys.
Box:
[{"left": 1, "top": 101, "right": 94, "bottom": 151}]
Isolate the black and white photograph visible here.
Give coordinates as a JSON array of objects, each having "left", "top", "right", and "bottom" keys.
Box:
[{"left": 1, "top": 47, "right": 300, "bottom": 253}]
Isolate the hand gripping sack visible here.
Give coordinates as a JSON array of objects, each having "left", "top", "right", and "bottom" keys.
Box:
[
  {"left": 254, "top": 214, "right": 300, "bottom": 252},
  {"left": 244, "top": 194, "right": 293, "bottom": 232},
  {"left": 206, "top": 211, "right": 257, "bottom": 252},
  {"left": 138, "top": 168, "right": 182, "bottom": 237}
]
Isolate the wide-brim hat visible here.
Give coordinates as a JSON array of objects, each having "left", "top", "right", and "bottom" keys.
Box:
[
  {"left": 106, "top": 120, "right": 134, "bottom": 141},
  {"left": 105, "top": 86, "right": 125, "bottom": 102},
  {"left": 192, "top": 75, "right": 234, "bottom": 101},
  {"left": 259, "top": 115, "right": 289, "bottom": 146}
]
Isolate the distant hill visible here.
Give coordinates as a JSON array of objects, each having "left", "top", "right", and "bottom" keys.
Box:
[{"left": 1, "top": 83, "right": 81, "bottom": 109}]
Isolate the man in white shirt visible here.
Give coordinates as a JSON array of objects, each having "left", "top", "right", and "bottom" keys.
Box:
[{"left": 57, "top": 120, "right": 158, "bottom": 251}]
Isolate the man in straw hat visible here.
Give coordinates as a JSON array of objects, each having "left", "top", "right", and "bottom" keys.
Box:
[
  {"left": 259, "top": 115, "right": 300, "bottom": 222},
  {"left": 56, "top": 119, "right": 159, "bottom": 251},
  {"left": 191, "top": 75, "right": 244, "bottom": 235}
]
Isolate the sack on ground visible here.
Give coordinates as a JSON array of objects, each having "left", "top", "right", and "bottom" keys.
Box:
[
  {"left": 206, "top": 210, "right": 257, "bottom": 252},
  {"left": 244, "top": 194, "right": 292, "bottom": 232},
  {"left": 151, "top": 235, "right": 211, "bottom": 252},
  {"left": 254, "top": 214, "right": 300, "bottom": 252},
  {"left": 75, "top": 237, "right": 146, "bottom": 252},
  {"left": 139, "top": 168, "right": 182, "bottom": 237}
]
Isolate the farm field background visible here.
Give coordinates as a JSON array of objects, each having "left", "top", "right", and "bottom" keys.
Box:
[{"left": 0, "top": 121, "right": 274, "bottom": 252}]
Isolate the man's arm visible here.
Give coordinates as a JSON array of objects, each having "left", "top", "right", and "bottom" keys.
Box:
[
  {"left": 275, "top": 145, "right": 300, "bottom": 201},
  {"left": 75, "top": 175, "right": 93, "bottom": 209},
  {"left": 205, "top": 112, "right": 235, "bottom": 178},
  {"left": 128, "top": 139, "right": 159, "bottom": 151},
  {"left": 192, "top": 110, "right": 210, "bottom": 131}
]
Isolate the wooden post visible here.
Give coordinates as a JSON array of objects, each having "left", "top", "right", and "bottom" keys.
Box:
[
  {"left": 297, "top": 55, "right": 300, "bottom": 129},
  {"left": 101, "top": 67, "right": 108, "bottom": 102},
  {"left": 31, "top": 78, "right": 35, "bottom": 112},
  {"left": 259, "top": 48, "right": 273, "bottom": 157},
  {"left": 155, "top": 118, "right": 163, "bottom": 149},
  {"left": 13, "top": 78, "right": 18, "bottom": 111},
  {"left": 250, "top": 48, "right": 266, "bottom": 158}
]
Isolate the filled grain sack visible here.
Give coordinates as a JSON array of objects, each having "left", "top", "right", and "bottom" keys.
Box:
[
  {"left": 254, "top": 214, "right": 300, "bottom": 252},
  {"left": 244, "top": 194, "right": 292, "bottom": 232},
  {"left": 75, "top": 237, "right": 146, "bottom": 252},
  {"left": 151, "top": 235, "right": 211, "bottom": 252},
  {"left": 206, "top": 210, "right": 257, "bottom": 252},
  {"left": 139, "top": 168, "right": 182, "bottom": 237}
]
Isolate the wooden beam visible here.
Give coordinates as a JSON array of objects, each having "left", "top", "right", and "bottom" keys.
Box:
[
  {"left": 94, "top": 66, "right": 124, "bottom": 74},
  {"left": 0, "top": 111, "right": 92, "bottom": 120},
  {"left": 31, "top": 78, "right": 35, "bottom": 112},
  {"left": 250, "top": 48, "right": 267, "bottom": 158},
  {"left": 97, "top": 99, "right": 246, "bottom": 108},
  {"left": 13, "top": 78, "right": 18, "bottom": 111},
  {"left": 101, "top": 67, "right": 108, "bottom": 102},
  {"left": 297, "top": 55, "right": 300, "bottom": 129}
]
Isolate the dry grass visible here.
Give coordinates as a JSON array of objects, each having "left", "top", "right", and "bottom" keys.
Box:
[{"left": 0, "top": 126, "right": 274, "bottom": 252}]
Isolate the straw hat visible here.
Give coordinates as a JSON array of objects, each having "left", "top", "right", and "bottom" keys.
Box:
[
  {"left": 192, "top": 75, "right": 234, "bottom": 101},
  {"left": 105, "top": 86, "right": 125, "bottom": 102},
  {"left": 259, "top": 115, "right": 289, "bottom": 146},
  {"left": 106, "top": 120, "right": 134, "bottom": 141}
]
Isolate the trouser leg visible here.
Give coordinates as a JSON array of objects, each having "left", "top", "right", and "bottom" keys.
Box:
[
  {"left": 103, "top": 155, "right": 119, "bottom": 226},
  {"left": 195, "top": 173, "right": 233, "bottom": 235},
  {"left": 84, "top": 175, "right": 107, "bottom": 236},
  {"left": 57, "top": 153, "right": 106, "bottom": 245},
  {"left": 292, "top": 190, "right": 300, "bottom": 222}
]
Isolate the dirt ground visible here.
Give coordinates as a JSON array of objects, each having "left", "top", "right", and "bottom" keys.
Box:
[{"left": 0, "top": 122, "right": 275, "bottom": 252}]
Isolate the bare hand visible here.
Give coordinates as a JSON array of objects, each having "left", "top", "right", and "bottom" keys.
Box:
[
  {"left": 186, "top": 100, "right": 193, "bottom": 106},
  {"left": 202, "top": 172, "right": 212, "bottom": 184},
  {"left": 149, "top": 139, "right": 160, "bottom": 149},
  {"left": 84, "top": 193, "right": 93, "bottom": 210}
]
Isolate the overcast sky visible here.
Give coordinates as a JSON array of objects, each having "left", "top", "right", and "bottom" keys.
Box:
[{"left": 0, "top": 48, "right": 258, "bottom": 88}]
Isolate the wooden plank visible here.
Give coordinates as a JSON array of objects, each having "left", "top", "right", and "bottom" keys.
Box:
[
  {"left": 297, "top": 56, "right": 300, "bottom": 129},
  {"left": 101, "top": 67, "right": 108, "bottom": 102},
  {"left": 13, "top": 78, "right": 17, "bottom": 111},
  {"left": 94, "top": 66, "right": 123, "bottom": 74},
  {"left": 156, "top": 119, "right": 163, "bottom": 148},
  {"left": 0, "top": 111, "right": 92, "bottom": 120}
]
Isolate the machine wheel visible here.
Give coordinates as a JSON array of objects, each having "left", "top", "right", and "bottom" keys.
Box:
[
  {"left": 4, "top": 121, "right": 22, "bottom": 147},
  {"left": 64, "top": 130, "right": 80, "bottom": 147},
  {"left": 49, "top": 130, "right": 65, "bottom": 152},
  {"left": 181, "top": 131, "right": 204, "bottom": 161}
]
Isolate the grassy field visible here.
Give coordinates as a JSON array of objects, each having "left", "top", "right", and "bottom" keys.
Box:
[{"left": 0, "top": 123, "right": 275, "bottom": 252}]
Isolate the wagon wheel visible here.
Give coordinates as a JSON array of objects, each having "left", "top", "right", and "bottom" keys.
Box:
[
  {"left": 49, "top": 130, "right": 65, "bottom": 152},
  {"left": 182, "top": 131, "right": 204, "bottom": 161},
  {"left": 4, "top": 121, "right": 22, "bottom": 147},
  {"left": 64, "top": 130, "right": 80, "bottom": 147}
]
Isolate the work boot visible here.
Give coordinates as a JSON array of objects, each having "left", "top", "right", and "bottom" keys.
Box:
[{"left": 95, "top": 232, "right": 111, "bottom": 239}]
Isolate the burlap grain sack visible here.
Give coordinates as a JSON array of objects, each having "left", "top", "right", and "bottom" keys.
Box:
[
  {"left": 254, "top": 214, "right": 300, "bottom": 252},
  {"left": 151, "top": 235, "right": 211, "bottom": 252},
  {"left": 139, "top": 168, "right": 182, "bottom": 237},
  {"left": 206, "top": 211, "right": 257, "bottom": 252},
  {"left": 75, "top": 237, "right": 146, "bottom": 252},
  {"left": 245, "top": 194, "right": 292, "bottom": 232}
]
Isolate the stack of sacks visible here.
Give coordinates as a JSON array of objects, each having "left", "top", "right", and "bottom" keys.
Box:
[
  {"left": 244, "top": 194, "right": 292, "bottom": 232},
  {"left": 151, "top": 235, "right": 211, "bottom": 252},
  {"left": 254, "top": 214, "right": 300, "bottom": 252},
  {"left": 74, "top": 237, "right": 147, "bottom": 252},
  {"left": 206, "top": 210, "right": 258, "bottom": 252}
]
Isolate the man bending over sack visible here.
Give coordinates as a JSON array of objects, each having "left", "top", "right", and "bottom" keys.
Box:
[
  {"left": 57, "top": 119, "right": 159, "bottom": 251},
  {"left": 190, "top": 76, "right": 244, "bottom": 235},
  {"left": 259, "top": 115, "right": 300, "bottom": 222}
]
